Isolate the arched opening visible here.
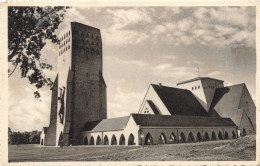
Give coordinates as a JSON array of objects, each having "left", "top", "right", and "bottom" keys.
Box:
[
  {"left": 90, "top": 136, "right": 95, "bottom": 145},
  {"left": 145, "top": 132, "right": 153, "bottom": 145},
  {"left": 104, "top": 135, "right": 109, "bottom": 145},
  {"left": 218, "top": 131, "right": 223, "bottom": 140},
  {"left": 187, "top": 132, "right": 195, "bottom": 143},
  {"left": 158, "top": 132, "right": 167, "bottom": 144},
  {"left": 211, "top": 132, "right": 217, "bottom": 141},
  {"left": 119, "top": 134, "right": 125, "bottom": 145},
  {"left": 84, "top": 137, "right": 88, "bottom": 145},
  {"left": 128, "top": 133, "right": 135, "bottom": 145},
  {"left": 197, "top": 132, "right": 203, "bottom": 142},
  {"left": 111, "top": 135, "right": 117, "bottom": 145},
  {"left": 179, "top": 132, "right": 186, "bottom": 143},
  {"left": 169, "top": 132, "right": 177, "bottom": 144},
  {"left": 41, "top": 139, "right": 43, "bottom": 145},
  {"left": 242, "top": 128, "right": 247, "bottom": 136},
  {"left": 224, "top": 131, "right": 229, "bottom": 140},
  {"left": 232, "top": 131, "right": 236, "bottom": 139},
  {"left": 204, "top": 132, "right": 210, "bottom": 141},
  {"left": 96, "top": 136, "right": 101, "bottom": 145},
  {"left": 58, "top": 132, "right": 63, "bottom": 147}
]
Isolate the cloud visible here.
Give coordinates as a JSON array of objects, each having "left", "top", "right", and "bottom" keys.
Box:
[
  {"left": 152, "top": 25, "right": 167, "bottom": 35},
  {"left": 207, "top": 70, "right": 222, "bottom": 77},
  {"left": 107, "top": 8, "right": 152, "bottom": 29},
  {"left": 153, "top": 63, "right": 196, "bottom": 79},
  {"left": 107, "top": 87, "right": 146, "bottom": 118},
  {"left": 162, "top": 55, "right": 177, "bottom": 60},
  {"left": 102, "top": 8, "right": 152, "bottom": 46},
  {"left": 177, "top": 18, "right": 194, "bottom": 32},
  {"left": 107, "top": 56, "right": 146, "bottom": 67},
  {"left": 8, "top": 86, "right": 51, "bottom": 132}
]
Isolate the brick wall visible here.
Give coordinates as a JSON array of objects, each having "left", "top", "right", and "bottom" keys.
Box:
[{"left": 69, "top": 22, "right": 107, "bottom": 145}]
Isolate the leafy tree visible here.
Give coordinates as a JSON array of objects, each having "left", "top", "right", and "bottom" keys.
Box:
[
  {"left": 8, "top": 128, "right": 41, "bottom": 145},
  {"left": 8, "top": 6, "right": 70, "bottom": 99}
]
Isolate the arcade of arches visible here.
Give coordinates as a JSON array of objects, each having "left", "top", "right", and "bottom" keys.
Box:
[{"left": 80, "top": 127, "right": 238, "bottom": 146}]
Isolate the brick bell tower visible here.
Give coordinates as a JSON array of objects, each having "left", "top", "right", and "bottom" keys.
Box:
[{"left": 44, "top": 22, "right": 107, "bottom": 146}]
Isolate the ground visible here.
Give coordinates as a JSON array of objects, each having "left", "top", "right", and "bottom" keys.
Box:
[{"left": 9, "top": 135, "right": 256, "bottom": 162}]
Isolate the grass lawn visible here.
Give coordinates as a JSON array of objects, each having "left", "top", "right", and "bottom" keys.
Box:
[{"left": 8, "top": 135, "right": 256, "bottom": 162}]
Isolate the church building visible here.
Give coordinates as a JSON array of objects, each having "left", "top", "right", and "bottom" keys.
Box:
[{"left": 40, "top": 23, "right": 255, "bottom": 146}]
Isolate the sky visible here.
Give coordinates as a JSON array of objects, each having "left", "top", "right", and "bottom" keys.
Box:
[{"left": 8, "top": 6, "right": 256, "bottom": 132}]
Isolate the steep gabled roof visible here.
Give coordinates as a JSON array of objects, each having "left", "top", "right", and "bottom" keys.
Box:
[
  {"left": 131, "top": 114, "right": 236, "bottom": 127},
  {"left": 146, "top": 100, "right": 160, "bottom": 115},
  {"left": 82, "top": 116, "right": 130, "bottom": 132},
  {"left": 211, "top": 83, "right": 245, "bottom": 125},
  {"left": 151, "top": 84, "right": 207, "bottom": 116},
  {"left": 213, "top": 84, "right": 244, "bottom": 111}
]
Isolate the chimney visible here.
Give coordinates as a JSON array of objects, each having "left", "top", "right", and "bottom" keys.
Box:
[{"left": 159, "top": 83, "right": 162, "bottom": 88}]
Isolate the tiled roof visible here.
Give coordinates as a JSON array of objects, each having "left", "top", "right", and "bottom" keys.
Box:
[
  {"left": 151, "top": 84, "right": 207, "bottom": 116},
  {"left": 177, "top": 77, "right": 224, "bottom": 85},
  {"left": 147, "top": 100, "right": 160, "bottom": 115},
  {"left": 131, "top": 114, "right": 236, "bottom": 127},
  {"left": 82, "top": 116, "right": 130, "bottom": 132}
]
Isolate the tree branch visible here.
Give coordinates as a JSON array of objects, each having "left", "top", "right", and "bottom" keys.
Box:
[{"left": 8, "top": 62, "right": 18, "bottom": 77}]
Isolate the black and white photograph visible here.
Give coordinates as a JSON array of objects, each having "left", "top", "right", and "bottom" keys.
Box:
[{"left": 3, "top": 3, "right": 258, "bottom": 164}]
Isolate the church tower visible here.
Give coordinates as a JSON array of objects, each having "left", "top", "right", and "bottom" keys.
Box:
[
  {"left": 42, "top": 22, "right": 107, "bottom": 146},
  {"left": 177, "top": 77, "right": 224, "bottom": 112}
]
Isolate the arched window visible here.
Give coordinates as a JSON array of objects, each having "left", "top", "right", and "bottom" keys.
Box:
[
  {"left": 211, "top": 132, "right": 217, "bottom": 141},
  {"left": 111, "top": 135, "right": 117, "bottom": 145},
  {"left": 179, "top": 132, "right": 186, "bottom": 143},
  {"left": 198, "top": 85, "right": 200, "bottom": 89},
  {"left": 195, "top": 86, "right": 197, "bottom": 90},
  {"left": 232, "top": 131, "right": 236, "bottom": 139},
  {"left": 197, "top": 132, "right": 203, "bottom": 142},
  {"left": 128, "top": 133, "right": 135, "bottom": 145},
  {"left": 104, "top": 135, "right": 109, "bottom": 145},
  {"left": 145, "top": 132, "right": 153, "bottom": 145},
  {"left": 41, "top": 139, "right": 43, "bottom": 145},
  {"left": 192, "top": 87, "right": 194, "bottom": 90},
  {"left": 119, "top": 134, "right": 125, "bottom": 145},
  {"left": 218, "top": 131, "right": 223, "bottom": 140},
  {"left": 169, "top": 132, "right": 177, "bottom": 144},
  {"left": 224, "top": 131, "right": 229, "bottom": 140},
  {"left": 69, "top": 31, "right": 70, "bottom": 35},
  {"left": 204, "top": 132, "right": 210, "bottom": 141},
  {"left": 96, "top": 136, "right": 101, "bottom": 145},
  {"left": 188, "top": 132, "right": 195, "bottom": 143},
  {"left": 159, "top": 132, "right": 167, "bottom": 144},
  {"left": 242, "top": 128, "right": 247, "bottom": 136},
  {"left": 90, "top": 136, "right": 94, "bottom": 145},
  {"left": 84, "top": 137, "right": 88, "bottom": 145}
]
